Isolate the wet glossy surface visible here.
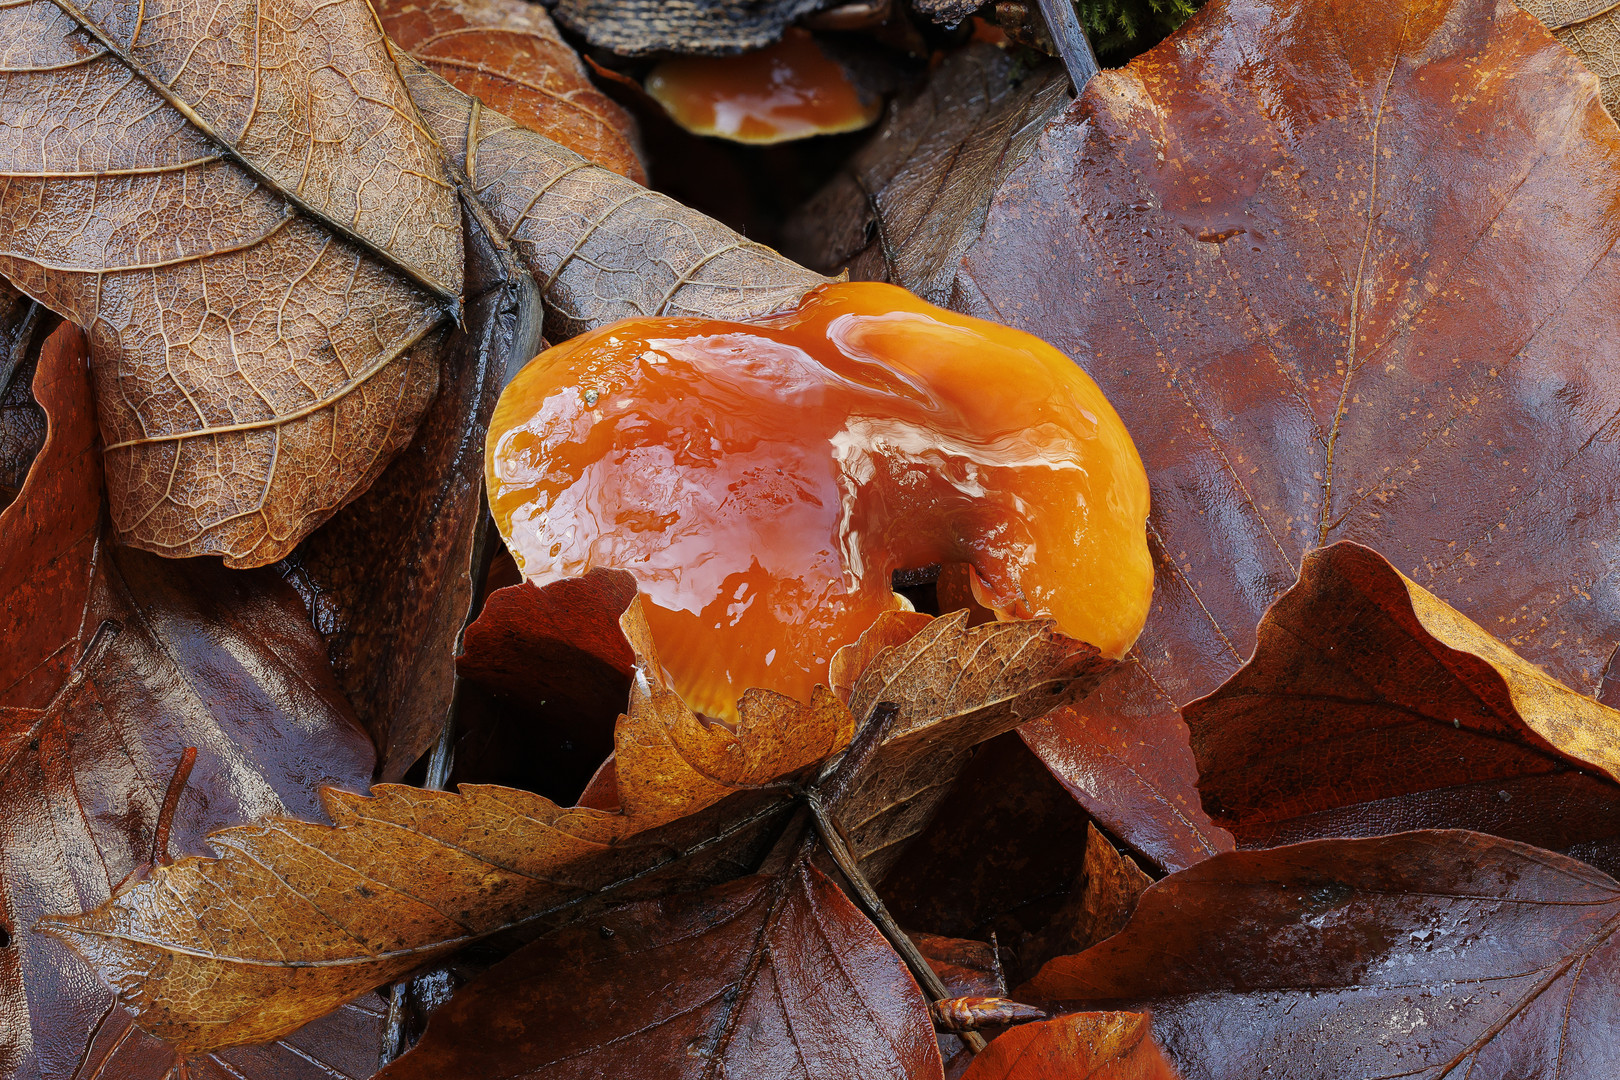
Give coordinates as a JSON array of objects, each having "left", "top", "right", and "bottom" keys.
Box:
[
  {"left": 645, "top": 29, "right": 881, "bottom": 144},
  {"left": 487, "top": 282, "right": 1152, "bottom": 719}
]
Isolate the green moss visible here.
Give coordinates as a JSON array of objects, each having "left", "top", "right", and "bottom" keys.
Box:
[{"left": 1077, "top": 0, "right": 1200, "bottom": 62}]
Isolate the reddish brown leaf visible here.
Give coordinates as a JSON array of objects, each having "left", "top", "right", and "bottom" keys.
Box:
[
  {"left": 1521, "top": 1, "right": 1620, "bottom": 119},
  {"left": 961, "top": 1012, "right": 1179, "bottom": 1080},
  {"left": 1021, "top": 822, "right": 1154, "bottom": 976},
  {"left": 1187, "top": 540, "right": 1620, "bottom": 874},
  {"left": 377, "top": 0, "right": 648, "bottom": 182},
  {"left": 881, "top": 732, "right": 1095, "bottom": 953},
  {"left": 375, "top": 862, "right": 945, "bottom": 1080},
  {"left": 803, "top": 0, "right": 1620, "bottom": 874},
  {"left": 0, "top": 324, "right": 376, "bottom": 1079},
  {"left": 1023, "top": 832, "right": 1620, "bottom": 1079},
  {"left": 44, "top": 601, "right": 1101, "bottom": 1051}
]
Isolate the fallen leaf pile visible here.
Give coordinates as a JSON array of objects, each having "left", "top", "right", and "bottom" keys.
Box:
[{"left": 5, "top": 0, "right": 1620, "bottom": 1077}]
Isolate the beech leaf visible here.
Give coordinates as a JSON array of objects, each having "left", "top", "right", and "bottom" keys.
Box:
[
  {"left": 398, "top": 56, "right": 831, "bottom": 342},
  {"left": 41, "top": 595, "right": 1104, "bottom": 1052},
  {"left": 800, "top": 0, "right": 1620, "bottom": 874},
  {"left": 1024, "top": 831, "right": 1620, "bottom": 1080},
  {"left": 373, "top": 862, "right": 946, "bottom": 1080},
  {"left": 1187, "top": 540, "right": 1620, "bottom": 873},
  {"left": 377, "top": 0, "right": 647, "bottom": 183},
  {"left": 0, "top": 0, "right": 463, "bottom": 565},
  {"left": 961, "top": 1012, "right": 1180, "bottom": 1080},
  {"left": 1521, "top": 0, "right": 1620, "bottom": 120},
  {"left": 0, "top": 324, "right": 377, "bottom": 1080}
]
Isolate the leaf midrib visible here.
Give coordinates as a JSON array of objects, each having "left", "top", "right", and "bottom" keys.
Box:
[{"left": 45, "top": 0, "right": 461, "bottom": 309}]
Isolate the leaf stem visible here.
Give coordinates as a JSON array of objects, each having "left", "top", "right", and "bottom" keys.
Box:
[{"left": 151, "top": 747, "right": 197, "bottom": 867}]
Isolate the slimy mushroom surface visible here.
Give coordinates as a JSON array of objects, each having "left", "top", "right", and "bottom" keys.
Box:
[{"left": 487, "top": 282, "right": 1152, "bottom": 720}]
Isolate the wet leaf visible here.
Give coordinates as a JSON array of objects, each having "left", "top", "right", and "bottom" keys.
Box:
[
  {"left": 278, "top": 198, "right": 543, "bottom": 780},
  {"left": 377, "top": 0, "right": 647, "bottom": 182},
  {"left": 1020, "top": 822, "right": 1154, "bottom": 975},
  {"left": 374, "top": 862, "right": 945, "bottom": 1080},
  {"left": 0, "top": 324, "right": 377, "bottom": 1080},
  {"left": 803, "top": 0, "right": 1620, "bottom": 874},
  {"left": 0, "top": 0, "right": 462, "bottom": 565},
  {"left": 1187, "top": 540, "right": 1620, "bottom": 875},
  {"left": 961, "top": 1012, "right": 1179, "bottom": 1080},
  {"left": 0, "top": 285, "right": 51, "bottom": 513},
  {"left": 1024, "top": 831, "right": 1620, "bottom": 1080},
  {"left": 1522, "top": 0, "right": 1620, "bottom": 119},
  {"left": 43, "top": 601, "right": 1101, "bottom": 1052}
]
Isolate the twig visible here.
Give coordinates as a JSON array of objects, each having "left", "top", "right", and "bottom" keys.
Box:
[
  {"left": 805, "top": 788, "right": 990, "bottom": 1053},
  {"left": 1036, "top": 0, "right": 1101, "bottom": 92},
  {"left": 151, "top": 747, "right": 197, "bottom": 867}
]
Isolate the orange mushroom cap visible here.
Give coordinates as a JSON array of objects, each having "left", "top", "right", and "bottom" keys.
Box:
[
  {"left": 487, "top": 282, "right": 1152, "bottom": 720},
  {"left": 645, "top": 29, "right": 882, "bottom": 145}
]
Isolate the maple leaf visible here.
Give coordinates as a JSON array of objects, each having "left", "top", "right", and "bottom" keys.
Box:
[
  {"left": 0, "top": 323, "right": 378, "bottom": 1080},
  {"left": 1024, "top": 831, "right": 1620, "bottom": 1079},
  {"left": 1186, "top": 540, "right": 1620, "bottom": 872},
  {"left": 793, "top": 0, "right": 1620, "bottom": 874}
]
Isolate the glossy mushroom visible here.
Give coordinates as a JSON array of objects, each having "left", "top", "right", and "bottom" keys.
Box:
[
  {"left": 487, "top": 281, "right": 1152, "bottom": 720},
  {"left": 645, "top": 29, "right": 882, "bottom": 145}
]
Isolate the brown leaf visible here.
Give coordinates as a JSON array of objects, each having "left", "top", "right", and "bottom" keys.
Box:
[
  {"left": 552, "top": 0, "right": 827, "bottom": 56},
  {"left": 806, "top": 0, "right": 1620, "bottom": 874},
  {"left": 840, "top": 610, "right": 1113, "bottom": 880},
  {"left": 1187, "top": 540, "right": 1620, "bottom": 874},
  {"left": 1023, "top": 832, "right": 1620, "bottom": 1079},
  {"left": 880, "top": 732, "right": 1095, "bottom": 953},
  {"left": 0, "top": 0, "right": 463, "bottom": 565},
  {"left": 1021, "top": 822, "right": 1154, "bottom": 975},
  {"left": 399, "top": 55, "right": 832, "bottom": 342},
  {"left": 785, "top": 43, "right": 1068, "bottom": 298},
  {"left": 277, "top": 198, "right": 543, "bottom": 780},
  {"left": 374, "top": 862, "right": 946, "bottom": 1080},
  {"left": 378, "top": 0, "right": 647, "bottom": 183},
  {"left": 43, "top": 604, "right": 1101, "bottom": 1052},
  {"left": 0, "top": 324, "right": 377, "bottom": 1079},
  {"left": 1522, "top": 0, "right": 1620, "bottom": 119},
  {"left": 961, "top": 1012, "right": 1179, "bottom": 1080},
  {"left": 0, "top": 285, "right": 51, "bottom": 513}
]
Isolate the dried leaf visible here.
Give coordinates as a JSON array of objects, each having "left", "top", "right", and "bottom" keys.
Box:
[
  {"left": 377, "top": 0, "right": 647, "bottom": 182},
  {"left": 1522, "top": 0, "right": 1620, "bottom": 119},
  {"left": 0, "top": 324, "right": 377, "bottom": 1080},
  {"left": 1021, "top": 822, "right": 1154, "bottom": 975},
  {"left": 552, "top": 0, "right": 827, "bottom": 56},
  {"left": 0, "top": 286, "right": 51, "bottom": 512},
  {"left": 1024, "top": 832, "right": 1620, "bottom": 1079},
  {"left": 374, "top": 863, "right": 945, "bottom": 1080},
  {"left": 399, "top": 56, "right": 832, "bottom": 341},
  {"left": 1187, "top": 540, "right": 1620, "bottom": 874},
  {"left": 841, "top": 610, "right": 1113, "bottom": 880},
  {"left": 44, "top": 604, "right": 1101, "bottom": 1051},
  {"left": 0, "top": 0, "right": 463, "bottom": 565},
  {"left": 808, "top": 0, "right": 1620, "bottom": 874},
  {"left": 278, "top": 200, "right": 544, "bottom": 779},
  {"left": 961, "top": 1012, "right": 1179, "bottom": 1080}
]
